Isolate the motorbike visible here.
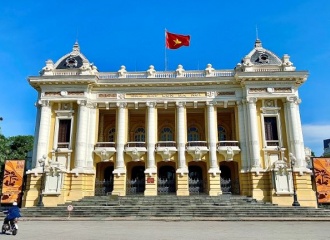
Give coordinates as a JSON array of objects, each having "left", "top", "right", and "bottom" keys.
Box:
[{"left": 2, "top": 211, "right": 18, "bottom": 235}]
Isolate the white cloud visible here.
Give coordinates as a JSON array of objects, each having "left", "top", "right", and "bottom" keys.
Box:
[{"left": 302, "top": 124, "right": 330, "bottom": 156}]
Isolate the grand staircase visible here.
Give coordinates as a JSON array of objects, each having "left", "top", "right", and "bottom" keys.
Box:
[{"left": 20, "top": 195, "right": 330, "bottom": 220}]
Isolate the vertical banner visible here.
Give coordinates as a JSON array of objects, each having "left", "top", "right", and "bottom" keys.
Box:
[
  {"left": 1, "top": 160, "right": 25, "bottom": 204},
  {"left": 313, "top": 158, "right": 330, "bottom": 204}
]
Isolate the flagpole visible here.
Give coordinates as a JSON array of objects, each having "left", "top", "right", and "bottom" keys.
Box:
[{"left": 164, "top": 28, "right": 167, "bottom": 71}]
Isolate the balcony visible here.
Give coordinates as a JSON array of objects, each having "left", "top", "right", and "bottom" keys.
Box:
[
  {"left": 155, "top": 141, "right": 177, "bottom": 161},
  {"left": 94, "top": 142, "right": 116, "bottom": 161},
  {"left": 217, "top": 141, "right": 240, "bottom": 161},
  {"left": 125, "top": 142, "right": 147, "bottom": 161},
  {"left": 56, "top": 142, "right": 71, "bottom": 152},
  {"left": 186, "top": 141, "right": 209, "bottom": 161}
]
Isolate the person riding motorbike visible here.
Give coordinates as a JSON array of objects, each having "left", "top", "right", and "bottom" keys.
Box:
[{"left": 3, "top": 202, "right": 21, "bottom": 225}]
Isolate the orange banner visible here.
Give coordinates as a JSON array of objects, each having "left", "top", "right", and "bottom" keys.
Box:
[
  {"left": 1, "top": 160, "right": 25, "bottom": 204},
  {"left": 313, "top": 158, "right": 330, "bottom": 204}
]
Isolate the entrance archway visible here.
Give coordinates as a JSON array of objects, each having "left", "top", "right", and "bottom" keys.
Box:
[
  {"left": 158, "top": 166, "right": 176, "bottom": 194},
  {"left": 220, "top": 161, "right": 240, "bottom": 194},
  {"left": 127, "top": 165, "right": 145, "bottom": 194},
  {"left": 188, "top": 165, "right": 204, "bottom": 194},
  {"left": 95, "top": 163, "right": 114, "bottom": 196}
]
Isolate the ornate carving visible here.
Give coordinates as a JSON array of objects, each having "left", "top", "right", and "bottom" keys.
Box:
[
  {"left": 217, "top": 91, "right": 235, "bottom": 96},
  {"left": 45, "top": 92, "right": 60, "bottom": 96},
  {"left": 146, "top": 102, "right": 157, "bottom": 108},
  {"left": 175, "top": 64, "right": 185, "bottom": 77},
  {"left": 116, "top": 102, "right": 127, "bottom": 108},
  {"left": 247, "top": 97, "right": 258, "bottom": 104},
  {"left": 68, "top": 92, "right": 84, "bottom": 96},
  {"left": 249, "top": 88, "right": 267, "bottom": 93},
  {"left": 77, "top": 100, "right": 87, "bottom": 106},
  {"left": 147, "top": 65, "right": 156, "bottom": 78},
  {"left": 37, "top": 100, "right": 50, "bottom": 107},
  {"left": 205, "top": 64, "right": 215, "bottom": 76},
  {"left": 98, "top": 93, "right": 117, "bottom": 98},
  {"left": 118, "top": 65, "right": 127, "bottom": 78},
  {"left": 176, "top": 101, "right": 186, "bottom": 108},
  {"left": 274, "top": 87, "right": 292, "bottom": 93}
]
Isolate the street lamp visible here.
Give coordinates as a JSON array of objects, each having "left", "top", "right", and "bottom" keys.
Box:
[
  {"left": 289, "top": 153, "right": 300, "bottom": 207},
  {"left": 37, "top": 155, "right": 46, "bottom": 207}
]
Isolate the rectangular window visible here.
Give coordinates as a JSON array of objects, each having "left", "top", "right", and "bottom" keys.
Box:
[
  {"left": 57, "top": 119, "right": 71, "bottom": 148},
  {"left": 264, "top": 117, "right": 279, "bottom": 146}
]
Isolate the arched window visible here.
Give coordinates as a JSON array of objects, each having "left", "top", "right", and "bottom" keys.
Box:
[
  {"left": 218, "top": 125, "right": 227, "bottom": 141},
  {"left": 160, "top": 127, "right": 173, "bottom": 141},
  {"left": 108, "top": 128, "right": 116, "bottom": 142},
  {"left": 188, "top": 126, "right": 200, "bottom": 141},
  {"left": 134, "top": 127, "right": 145, "bottom": 142}
]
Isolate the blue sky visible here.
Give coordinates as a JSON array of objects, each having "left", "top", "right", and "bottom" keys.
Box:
[{"left": 0, "top": 0, "right": 329, "bottom": 156}]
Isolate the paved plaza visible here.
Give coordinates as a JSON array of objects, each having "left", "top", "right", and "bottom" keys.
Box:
[{"left": 0, "top": 220, "right": 328, "bottom": 240}]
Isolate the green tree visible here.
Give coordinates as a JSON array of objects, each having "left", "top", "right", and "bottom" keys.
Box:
[
  {"left": 0, "top": 134, "right": 9, "bottom": 165},
  {"left": 6, "top": 135, "right": 34, "bottom": 160}
]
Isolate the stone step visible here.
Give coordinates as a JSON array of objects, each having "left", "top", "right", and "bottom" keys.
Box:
[{"left": 19, "top": 195, "right": 330, "bottom": 219}]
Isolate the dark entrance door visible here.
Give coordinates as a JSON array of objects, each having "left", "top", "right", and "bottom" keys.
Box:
[
  {"left": 188, "top": 166, "right": 204, "bottom": 194},
  {"left": 95, "top": 166, "right": 114, "bottom": 196},
  {"left": 158, "top": 166, "right": 176, "bottom": 194},
  {"left": 127, "top": 166, "right": 145, "bottom": 194},
  {"left": 220, "top": 165, "right": 232, "bottom": 194}
]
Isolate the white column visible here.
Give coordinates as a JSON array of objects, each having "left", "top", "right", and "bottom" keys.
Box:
[
  {"left": 85, "top": 103, "right": 97, "bottom": 173},
  {"left": 72, "top": 100, "right": 89, "bottom": 173},
  {"left": 113, "top": 102, "right": 127, "bottom": 175},
  {"left": 206, "top": 102, "right": 220, "bottom": 175},
  {"left": 98, "top": 113, "right": 104, "bottom": 142},
  {"left": 145, "top": 102, "right": 157, "bottom": 175},
  {"left": 285, "top": 97, "right": 304, "bottom": 169},
  {"left": 246, "top": 97, "right": 261, "bottom": 171},
  {"left": 176, "top": 102, "right": 188, "bottom": 175},
  {"left": 33, "top": 100, "right": 51, "bottom": 169},
  {"left": 237, "top": 100, "right": 249, "bottom": 171}
]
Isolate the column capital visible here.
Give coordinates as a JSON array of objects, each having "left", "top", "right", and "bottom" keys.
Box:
[
  {"left": 286, "top": 96, "right": 301, "bottom": 104},
  {"left": 176, "top": 101, "right": 186, "bottom": 108},
  {"left": 116, "top": 102, "right": 127, "bottom": 108},
  {"left": 206, "top": 101, "right": 217, "bottom": 106},
  {"left": 146, "top": 101, "right": 157, "bottom": 108},
  {"left": 246, "top": 97, "right": 258, "bottom": 104},
  {"left": 77, "top": 100, "right": 87, "bottom": 106},
  {"left": 36, "top": 100, "right": 51, "bottom": 107}
]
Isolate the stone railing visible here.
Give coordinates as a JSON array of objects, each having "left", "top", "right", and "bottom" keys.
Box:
[{"left": 98, "top": 70, "right": 234, "bottom": 80}]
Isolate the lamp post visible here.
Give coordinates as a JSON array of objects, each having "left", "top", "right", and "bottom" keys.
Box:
[
  {"left": 289, "top": 153, "right": 300, "bottom": 207},
  {"left": 37, "top": 156, "right": 46, "bottom": 207}
]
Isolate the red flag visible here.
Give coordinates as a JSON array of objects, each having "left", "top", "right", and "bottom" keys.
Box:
[{"left": 166, "top": 31, "right": 190, "bottom": 49}]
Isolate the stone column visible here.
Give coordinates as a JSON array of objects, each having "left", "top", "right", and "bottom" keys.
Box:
[
  {"left": 246, "top": 97, "right": 261, "bottom": 172},
  {"left": 33, "top": 100, "right": 52, "bottom": 169},
  {"left": 113, "top": 102, "right": 127, "bottom": 175},
  {"left": 98, "top": 113, "right": 104, "bottom": 142},
  {"left": 176, "top": 101, "right": 189, "bottom": 196},
  {"left": 176, "top": 102, "right": 188, "bottom": 174},
  {"left": 145, "top": 102, "right": 157, "bottom": 175},
  {"left": 285, "top": 97, "right": 304, "bottom": 168},
  {"left": 72, "top": 100, "right": 89, "bottom": 174},
  {"left": 206, "top": 102, "right": 220, "bottom": 174},
  {"left": 206, "top": 102, "right": 221, "bottom": 196},
  {"left": 85, "top": 103, "right": 97, "bottom": 173},
  {"left": 237, "top": 100, "right": 249, "bottom": 171}
]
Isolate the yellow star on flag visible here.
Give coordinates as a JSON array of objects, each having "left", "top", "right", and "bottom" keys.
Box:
[{"left": 173, "top": 38, "right": 182, "bottom": 46}]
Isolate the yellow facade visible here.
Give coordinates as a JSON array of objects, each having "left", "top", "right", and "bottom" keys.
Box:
[{"left": 24, "top": 40, "right": 317, "bottom": 208}]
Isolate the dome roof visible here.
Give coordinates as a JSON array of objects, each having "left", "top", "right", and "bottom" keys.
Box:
[
  {"left": 54, "top": 42, "right": 90, "bottom": 69},
  {"left": 235, "top": 39, "right": 295, "bottom": 72},
  {"left": 243, "top": 39, "right": 282, "bottom": 65}
]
